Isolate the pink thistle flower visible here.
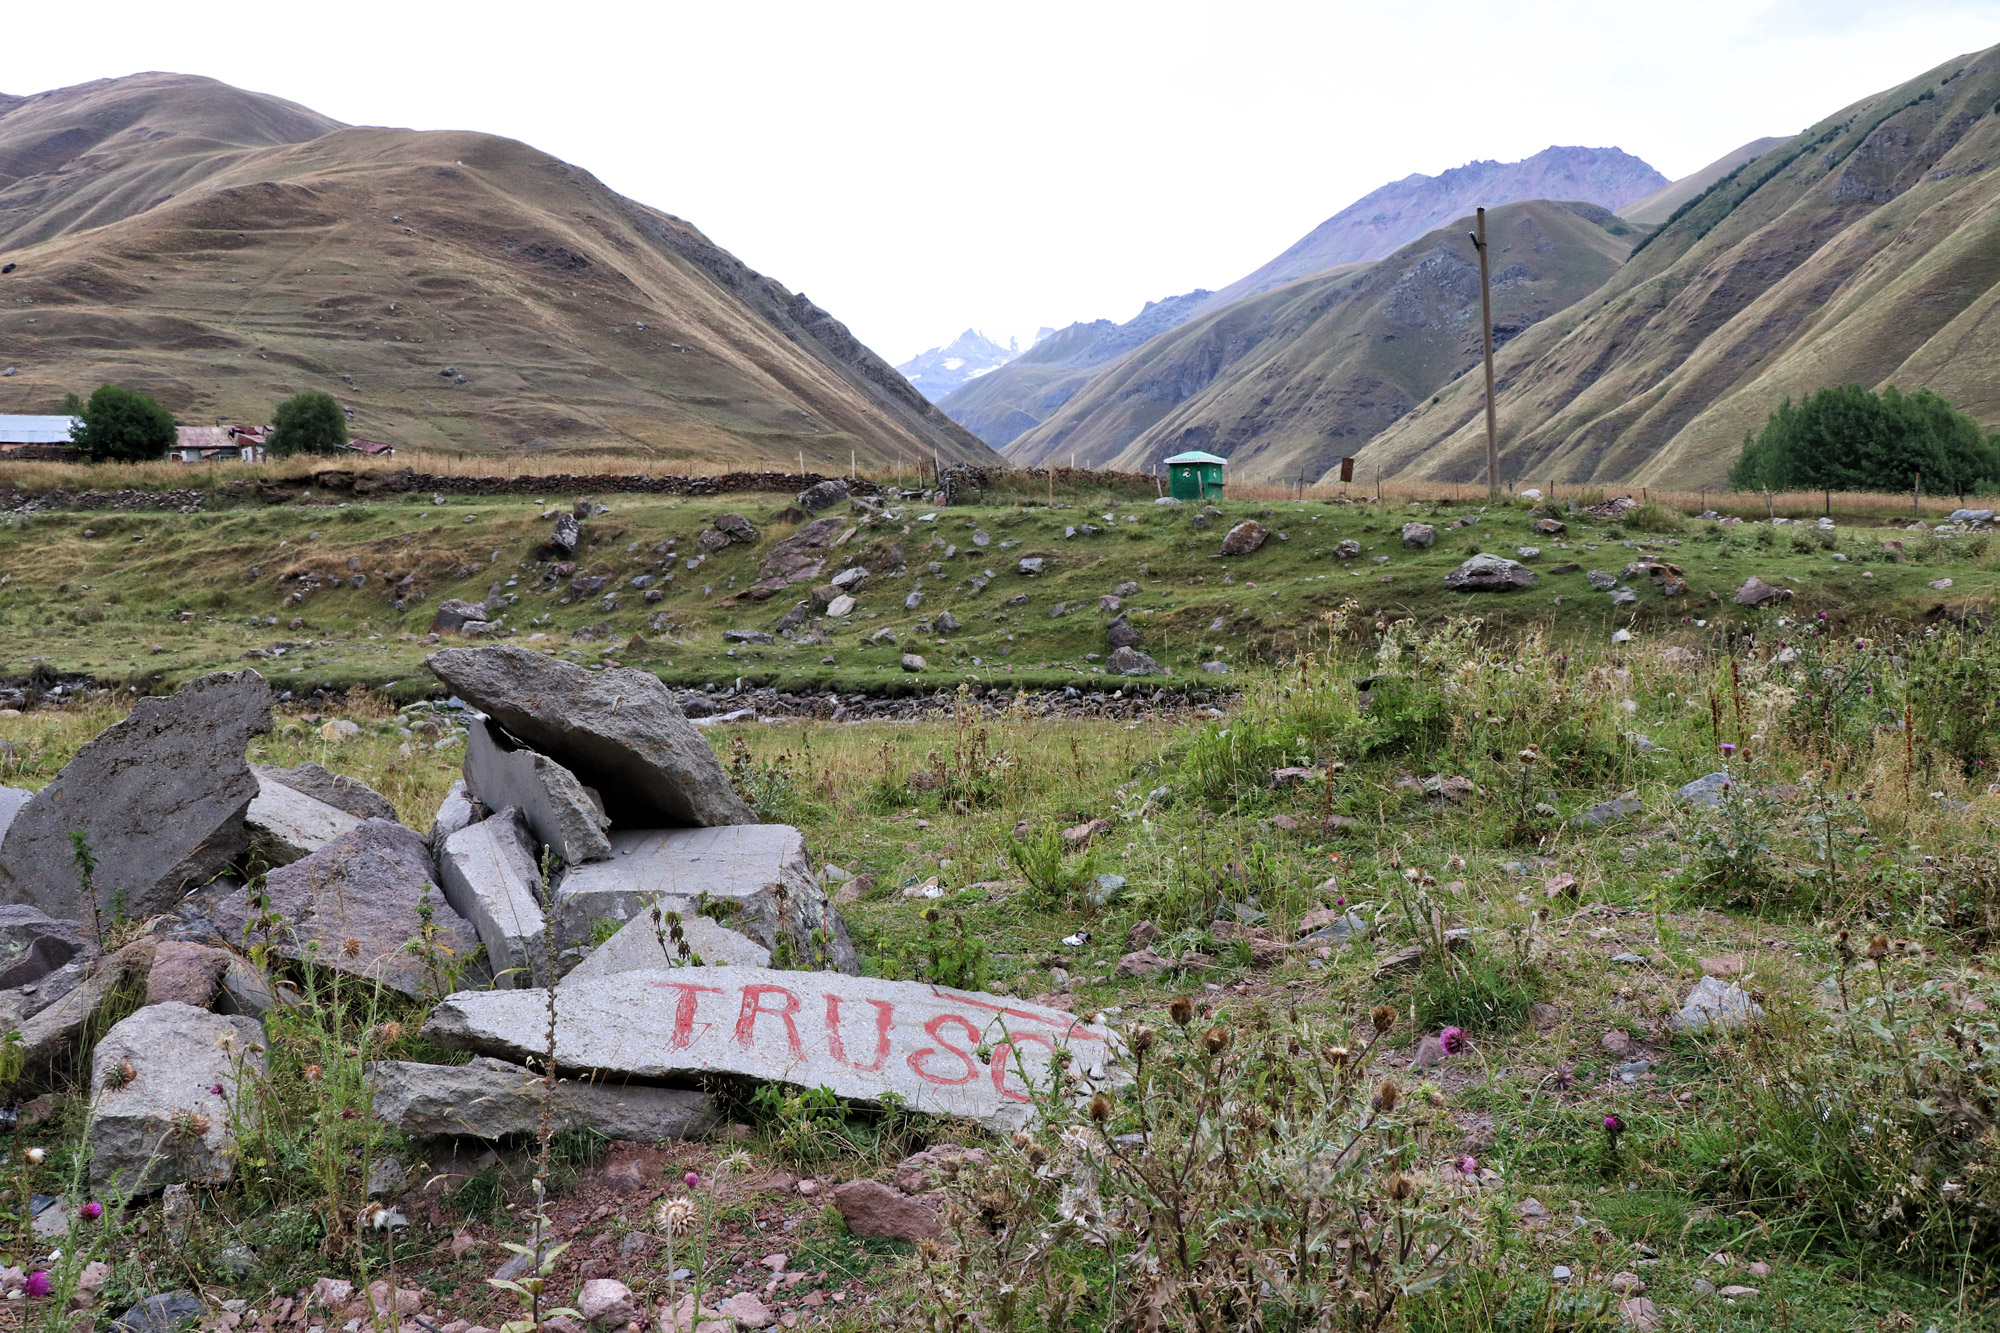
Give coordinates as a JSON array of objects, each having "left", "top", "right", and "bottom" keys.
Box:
[
  {"left": 684, "top": 1171, "right": 700, "bottom": 1188},
  {"left": 24, "top": 1272, "right": 51, "bottom": 1299},
  {"left": 1719, "top": 742, "right": 1737, "bottom": 757},
  {"left": 1438, "top": 1026, "right": 1467, "bottom": 1055},
  {"left": 80, "top": 1201, "right": 102, "bottom": 1221},
  {"left": 1457, "top": 1155, "right": 1478, "bottom": 1178}
]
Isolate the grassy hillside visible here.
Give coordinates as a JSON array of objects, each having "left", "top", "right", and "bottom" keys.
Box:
[
  {"left": 0, "top": 74, "right": 995, "bottom": 470},
  {"left": 1617, "top": 135, "right": 1788, "bottom": 227},
  {"left": 1, "top": 479, "right": 1992, "bottom": 698},
  {"left": 1005, "top": 202, "right": 1637, "bottom": 482},
  {"left": 1362, "top": 45, "right": 2000, "bottom": 488}
]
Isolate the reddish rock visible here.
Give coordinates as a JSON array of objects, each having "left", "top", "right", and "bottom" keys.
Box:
[
  {"left": 1062, "top": 818, "right": 1112, "bottom": 848},
  {"left": 832, "top": 1178, "right": 941, "bottom": 1242},
  {"left": 894, "top": 1144, "right": 988, "bottom": 1194},
  {"left": 144, "top": 941, "right": 231, "bottom": 1008}
]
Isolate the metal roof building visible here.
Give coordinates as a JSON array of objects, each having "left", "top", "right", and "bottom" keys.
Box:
[{"left": 0, "top": 415, "right": 80, "bottom": 445}]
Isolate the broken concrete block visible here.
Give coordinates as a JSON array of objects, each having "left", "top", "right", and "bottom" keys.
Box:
[
  {"left": 437, "top": 809, "right": 549, "bottom": 988},
  {"left": 463, "top": 718, "right": 612, "bottom": 865}
]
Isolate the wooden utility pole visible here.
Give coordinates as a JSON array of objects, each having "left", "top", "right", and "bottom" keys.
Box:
[{"left": 1470, "top": 207, "right": 1499, "bottom": 496}]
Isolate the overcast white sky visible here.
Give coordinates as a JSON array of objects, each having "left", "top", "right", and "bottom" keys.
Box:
[{"left": 8, "top": 1, "right": 2000, "bottom": 364}]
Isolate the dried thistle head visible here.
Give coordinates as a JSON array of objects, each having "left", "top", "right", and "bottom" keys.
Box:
[
  {"left": 103, "top": 1058, "right": 137, "bottom": 1092},
  {"left": 342, "top": 937, "right": 362, "bottom": 959},
  {"left": 166, "top": 1109, "right": 211, "bottom": 1146},
  {"left": 1323, "top": 1045, "right": 1351, "bottom": 1068},
  {"left": 1168, "top": 995, "right": 1195, "bottom": 1027},
  {"left": 1024, "top": 1142, "right": 1050, "bottom": 1168},
  {"left": 1127, "top": 1024, "right": 1158, "bottom": 1056},
  {"left": 1370, "top": 1004, "right": 1397, "bottom": 1034},
  {"left": 1387, "top": 1173, "right": 1417, "bottom": 1201},
  {"left": 303, "top": 1062, "right": 324, "bottom": 1083},
  {"left": 1202, "top": 1025, "right": 1232, "bottom": 1056},
  {"left": 1867, "top": 933, "right": 1890, "bottom": 960},
  {"left": 655, "top": 1196, "right": 696, "bottom": 1236},
  {"left": 1374, "top": 1079, "right": 1400, "bottom": 1112},
  {"left": 366, "top": 1021, "right": 404, "bottom": 1049},
  {"left": 1087, "top": 1093, "right": 1114, "bottom": 1123}
]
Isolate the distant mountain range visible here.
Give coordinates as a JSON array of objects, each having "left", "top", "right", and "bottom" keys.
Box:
[
  {"left": 1005, "top": 201, "right": 1639, "bottom": 482},
  {"left": 1360, "top": 44, "right": 2000, "bottom": 486},
  {"left": 0, "top": 73, "right": 997, "bottom": 467},
  {"left": 946, "top": 145, "right": 1667, "bottom": 455},
  {"left": 894, "top": 329, "right": 1022, "bottom": 402}
]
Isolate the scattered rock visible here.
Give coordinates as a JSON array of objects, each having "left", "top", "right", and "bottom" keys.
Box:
[
  {"left": 1107, "top": 646, "right": 1161, "bottom": 675},
  {"left": 89, "top": 1003, "right": 265, "bottom": 1191},
  {"left": 543, "top": 514, "right": 581, "bottom": 556},
  {"left": 431, "top": 779, "right": 481, "bottom": 848},
  {"left": 431, "top": 599, "right": 491, "bottom": 634},
  {"left": 143, "top": 942, "right": 229, "bottom": 1009},
  {"left": 1533, "top": 518, "right": 1567, "bottom": 535},
  {"left": 424, "top": 967, "right": 1115, "bottom": 1133},
  {"left": 1675, "top": 976, "right": 1764, "bottom": 1035},
  {"left": 246, "top": 770, "right": 363, "bottom": 866},
  {"left": 1570, "top": 791, "right": 1641, "bottom": 827},
  {"left": 371, "top": 1055, "right": 719, "bottom": 1141},
  {"left": 894, "top": 1143, "right": 989, "bottom": 1194},
  {"left": 1732, "top": 577, "right": 1791, "bottom": 607},
  {"left": 831, "top": 1178, "right": 941, "bottom": 1242},
  {"left": 463, "top": 717, "right": 614, "bottom": 864},
  {"left": 1443, "top": 554, "right": 1537, "bottom": 591},
  {"left": 437, "top": 808, "right": 550, "bottom": 988},
  {"left": 260, "top": 763, "right": 400, "bottom": 823},
  {"left": 0, "top": 671, "right": 271, "bottom": 922},
  {"left": 1400, "top": 522, "right": 1436, "bottom": 548},
  {"left": 1601, "top": 1030, "right": 1632, "bottom": 1056},
  {"left": 551, "top": 825, "right": 854, "bottom": 971},
  {"left": 578, "top": 1279, "right": 637, "bottom": 1328},
  {"left": 109, "top": 1292, "right": 207, "bottom": 1333},
  {"left": 1617, "top": 1296, "right": 1660, "bottom": 1330},
  {"left": 900, "top": 653, "right": 928, "bottom": 672},
  {"left": 214, "top": 820, "right": 481, "bottom": 996},
  {"left": 714, "top": 1293, "right": 772, "bottom": 1330},
  {"left": 1220, "top": 521, "right": 1268, "bottom": 556},
  {"left": 428, "top": 647, "right": 754, "bottom": 827},
  {"left": 795, "top": 480, "right": 850, "bottom": 512},
  {"left": 1676, "top": 772, "right": 1733, "bottom": 808}
]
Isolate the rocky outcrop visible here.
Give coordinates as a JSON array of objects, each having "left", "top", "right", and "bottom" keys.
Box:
[{"left": 0, "top": 672, "right": 271, "bottom": 921}]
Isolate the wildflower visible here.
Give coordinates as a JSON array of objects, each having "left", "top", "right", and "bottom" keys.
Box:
[
  {"left": 1719, "top": 742, "right": 1737, "bottom": 757},
  {"left": 1518, "top": 745, "right": 1542, "bottom": 764},
  {"left": 685, "top": 1171, "right": 701, "bottom": 1189},
  {"left": 1323, "top": 1045, "right": 1351, "bottom": 1067},
  {"left": 23, "top": 1272, "right": 50, "bottom": 1299},
  {"left": 1553, "top": 1065, "right": 1574, "bottom": 1091},
  {"left": 24, "top": 1147, "right": 44, "bottom": 1165},
  {"left": 1439, "top": 1026, "right": 1467, "bottom": 1055},
  {"left": 1087, "top": 1093, "right": 1114, "bottom": 1123},
  {"left": 655, "top": 1196, "right": 696, "bottom": 1236},
  {"left": 80, "top": 1201, "right": 102, "bottom": 1221},
  {"left": 1168, "top": 995, "right": 1194, "bottom": 1027},
  {"left": 1458, "top": 1155, "right": 1478, "bottom": 1178},
  {"left": 1024, "top": 1143, "right": 1050, "bottom": 1167},
  {"left": 1370, "top": 1004, "right": 1397, "bottom": 1034},
  {"left": 208, "top": 1084, "right": 224, "bottom": 1096},
  {"left": 1403, "top": 866, "right": 1422, "bottom": 883},
  {"left": 1604, "top": 1114, "right": 1626, "bottom": 1146},
  {"left": 1335, "top": 896, "right": 1346, "bottom": 907},
  {"left": 1447, "top": 855, "right": 1466, "bottom": 872},
  {"left": 1201, "top": 1025, "right": 1232, "bottom": 1056}
]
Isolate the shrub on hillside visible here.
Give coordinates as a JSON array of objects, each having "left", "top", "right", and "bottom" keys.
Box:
[
  {"left": 69, "top": 384, "right": 175, "bottom": 463},
  {"left": 1730, "top": 383, "right": 2000, "bottom": 495},
  {"left": 266, "top": 391, "right": 350, "bottom": 457}
]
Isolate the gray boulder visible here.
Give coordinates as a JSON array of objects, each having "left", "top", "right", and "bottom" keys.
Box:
[
  {"left": 565, "top": 907, "right": 771, "bottom": 982},
  {"left": 796, "top": 479, "right": 850, "bottom": 512},
  {"left": 0, "top": 787, "right": 30, "bottom": 840},
  {"left": 370, "top": 1056, "right": 719, "bottom": 1141},
  {"left": 437, "top": 808, "right": 549, "bottom": 988},
  {"left": 1585, "top": 569, "right": 1616, "bottom": 591},
  {"left": 1107, "top": 646, "right": 1161, "bottom": 676},
  {"left": 544, "top": 513, "right": 580, "bottom": 556},
  {"left": 1443, "top": 554, "right": 1537, "bottom": 592},
  {"left": 245, "top": 772, "right": 361, "bottom": 866},
  {"left": 553, "top": 825, "right": 855, "bottom": 972},
  {"left": 713, "top": 513, "right": 758, "bottom": 543},
  {"left": 110, "top": 1293, "right": 206, "bottom": 1333},
  {"left": 14, "top": 940, "right": 152, "bottom": 1068},
  {"left": 258, "top": 763, "right": 400, "bottom": 823},
  {"left": 89, "top": 1002, "right": 266, "bottom": 1191},
  {"left": 463, "top": 717, "right": 613, "bottom": 864},
  {"left": 430, "top": 779, "right": 482, "bottom": 848},
  {"left": 752, "top": 516, "right": 844, "bottom": 593},
  {"left": 1674, "top": 976, "right": 1764, "bottom": 1034},
  {"left": 0, "top": 904, "right": 90, "bottom": 988},
  {"left": 1220, "top": 521, "right": 1268, "bottom": 556},
  {"left": 428, "top": 647, "right": 753, "bottom": 828},
  {"left": 1570, "top": 791, "right": 1642, "bottom": 827},
  {"left": 0, "top": 672, "right": 271, "bottom": 922},
  {"left": 1949, "top": 508, "right": 1994, "bottom": 523},
  {"left": 1733, "top": 577, "right": 1792, "bottom": 607},
  {"left": 1401, "top": 522, "right": 1436, "bottom": 548},
  {"left": 213, "top": 820, "right": 481, "bottom": 996},
  {"left": 1106, "top": 615, "right": 1141, "bottom": 649},
  {"left": 1677, "top": 772, "right": 1733, "bottom": 807},
  {"left": 431, "top": 599, "right": 489, "bottom": 634}
]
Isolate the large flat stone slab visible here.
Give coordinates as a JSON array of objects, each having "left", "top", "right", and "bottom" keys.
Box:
[
  {"left": 563, "top": 908, "right": 770, "bottom": 983},
  {"left": 0, "top": 672, "right": 271, "bottom": 921},
  {"left": 437, "top": 808, "right": 549, "bottom": 988},
  {"left": 553, "top": 826, "right": 855, "bottom": 973},
  {"left": 464, "top": 718, "right": 612, "bottom": 864},
  {"left": 257, "top": 763, "right": 400, "bottom": 823},
  {"left": 427, "top": 647, "right": 753, "bottom": 828},
  {"left": 246, "top": 772, "right": 363, "bottom": 866},
  {"left": 423, "top": 967, "right": 1119, "bottom": 1133},
  {"left": 0, "top": 787, "right": 31, "bottom": 841},
  {"left": 89, "top": 1002, "right": 266, "bottom": 1191},
  {"left": 370, "top": 1055, "right": 720, "bottom": 1141},
  {"left": 213, "top": 820, "right": 480, "bottom": 996}
]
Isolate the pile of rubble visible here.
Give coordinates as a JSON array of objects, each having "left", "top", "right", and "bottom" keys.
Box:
[{"left": 0, "top": 647, "right": 1116, "bottom": 1217}]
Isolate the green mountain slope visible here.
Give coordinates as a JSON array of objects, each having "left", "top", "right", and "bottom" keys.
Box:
[
  {"left": 1617, "top": 136, "right": 1787, "bottom": 227},
  {"left": 1003, "top": 202, "right": 1636, "bottom": 482},
  {"left": 1361, "top": 46, "right": 2000, "bottom": 487},
  {"left": 0, "top": 74, "right": 997, "bottom": 468}
]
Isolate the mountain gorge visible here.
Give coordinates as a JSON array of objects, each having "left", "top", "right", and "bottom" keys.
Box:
[
  {"left": 1003, "top": 202, "right": 1638, "bottom": 481},
  {"left": 0, "top": 73, "right": 996, "bottom": 467},
  {"left": 1360, "top": 44, "right": 2000, "bottom": 487}
]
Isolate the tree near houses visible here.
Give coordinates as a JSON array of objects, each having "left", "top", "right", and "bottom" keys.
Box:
[
  {"left": 68, "top": 384, "right": 176, "bottom": 463},
  {"left": 266, "top": 391, "right": 350, "bottom": 457},
  {"left": 1731, "top": 384, "right": 2000, "bottom": 496}
]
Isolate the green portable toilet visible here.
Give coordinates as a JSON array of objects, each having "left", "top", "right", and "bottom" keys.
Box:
[{"left": 1164, "top": 450, "right": 1226, "bottom": 501}]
